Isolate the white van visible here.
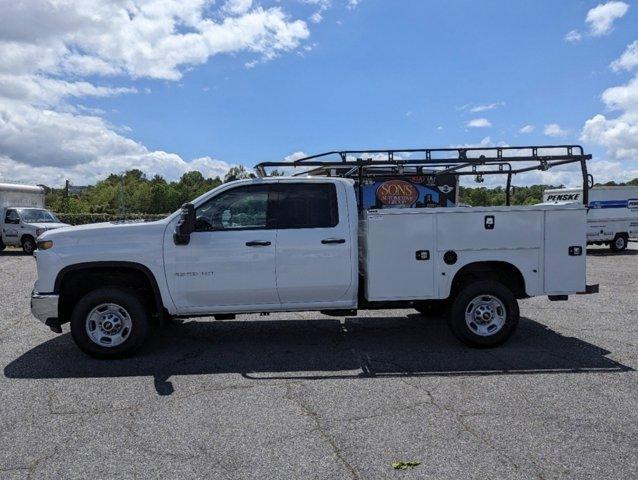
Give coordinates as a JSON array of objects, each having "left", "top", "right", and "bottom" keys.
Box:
[
  {"left": 0, "top": 183, "right": 69, "bottom": 254},
  {"left": 543, "top": 186, "right": 638, "bottom": 251}
]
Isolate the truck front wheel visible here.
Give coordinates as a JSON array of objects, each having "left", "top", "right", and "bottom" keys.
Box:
[
  {"left": 448, "top": 280, "right": 519, "bottom": 348},
  {"left": 70, "top": 287, "right": 150, "bottom": 359},
  {"left": 21, "top": 236, "right": 36, "bottom": 255},
  {"left": 610, "top": 234, "right": 628, "bottom": 252}
]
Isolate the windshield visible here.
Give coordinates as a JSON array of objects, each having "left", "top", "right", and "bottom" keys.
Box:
[{"left": 17, "top": 208, "right": 60, "bottom": 224}]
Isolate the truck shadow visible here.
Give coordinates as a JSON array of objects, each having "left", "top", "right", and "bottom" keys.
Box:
[
  {"left": 587, "top": 246, "right": 638, "bottom": 257},
  {"left": 4, "top": 315, "right": 632, "bottom": 395},
  {"left": 587, "top": 248, "right": 638, "bottom": 256},
  {"left": 0, "top": 250, "right": 31, "bottom": 256}
]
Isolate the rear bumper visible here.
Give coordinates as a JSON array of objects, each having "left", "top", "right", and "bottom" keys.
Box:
[
  {"left": 31, "top": 292, "right": 59, "bottom": 324},
  {"left": 578, "top": 284, "right": 600, "bottom": 295},
  {"left": 549, "top": 284, "right": 599, "bottom": 301}
]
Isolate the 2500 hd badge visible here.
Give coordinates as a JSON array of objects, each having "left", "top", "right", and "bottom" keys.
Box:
[{"left": 174, "top": 271, "right": 214, "bottom": 277}]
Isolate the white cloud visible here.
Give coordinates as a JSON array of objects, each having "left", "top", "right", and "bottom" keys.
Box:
[
  {"left": 447, "top": 137, "right": 634, "bottom": 187},
  {"left": 581, "top": 75, "right": 638, "bottom": 159},
  {"left": 467, "top": 118, "right": 492, "bottom": 128},
  {"left": 586, "top": 1, "right": 629, "bottom": 37},
  {"left": 0, "top": 74, "right": 135, "bottom": 107},
  {"left": 583, "top": 42, "right": 638, "bottom": 156},
  {"left": 0, "top": 154, "right": 233, "bottom": 188},
  {"left": 0, "top": 1, "right": 310, "bottom": 81},
  {"left": 284, "top": 151, "right": 309, "bottom": 162},
  {"left": 222, "top": 0, "right": 253, "bottom": 15},
  {"left": 469, "top": 102, "right": 504, "bottom": 113},
  {"left": 611, "top": 40, "right": 638, "bottom": 72},
  {"left": 302, "top": 0, "right": 331, "bottom": 24},
  {"left": 544, "top": 123, "right": 568, "bottom": 137},
  {"left": 564, "top": 30, "right": 582, "bottom": 43},
  {"left": 519, "top": 124, "right": 535, "bottom": 134},
  {"left": 436, "top": 125, "right": 443, "bottom": 131},
  {"left": 581, "top": 40, "right": 638, "bottom": 182},
  {"left": 347, "top": 0, "right": 362, "bottom": 9},
  {"left": 452, "top": 136, "right": 494, "bottom": 149},
  {"left": 0, "top": 1, "right": 313, "bottom": 186}
]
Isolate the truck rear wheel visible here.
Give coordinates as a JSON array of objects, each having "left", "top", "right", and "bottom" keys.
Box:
[
  {"left": 610, "top": 234, "right": 628, "bottom": 252},
  {"left": 70, "top": 287, "right": 150, "bottom": 359},
  {"left": 21, "top": 236, "right": 36, "bottom": 255},
  {"left": 448, "top": 280, "right": 519, "bottom": 348}
]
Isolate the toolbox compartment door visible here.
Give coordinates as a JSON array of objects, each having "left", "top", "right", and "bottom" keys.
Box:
[
  {"left": 363, "top": 211, "right": 436, "bottom": 301},
  {"left": 543, "top": 209, "right": 586, "bottom": 294}
]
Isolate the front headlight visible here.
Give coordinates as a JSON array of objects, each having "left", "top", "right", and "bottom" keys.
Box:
[
  {"left": 37, "top": 240, "right": 53, "bottom": 250},
  {"left": 36, "top": 228, "right": 46, "bottom": 237}
]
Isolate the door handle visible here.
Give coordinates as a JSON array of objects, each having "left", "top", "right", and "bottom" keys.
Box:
[
  {"left": 245, "top": 240, "right": 271, "bottom": 247},
  {"left": 321, "top": 238, "right": 346, "bottom": 244}
]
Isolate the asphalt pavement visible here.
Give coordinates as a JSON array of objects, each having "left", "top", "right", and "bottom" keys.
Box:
[{"left": 1, "top": 245, "right": 636, "bottom": 479}]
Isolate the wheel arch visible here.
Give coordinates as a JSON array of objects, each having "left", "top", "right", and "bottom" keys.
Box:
[
  {"left": 20, "top": 233, "right": 35, "bottom": 244},
  {"left": 55, "top": 261, "right": 166, "bottom": 324},
  {"left": 448, "top": 261, "right": 527, "bottom": 299}
]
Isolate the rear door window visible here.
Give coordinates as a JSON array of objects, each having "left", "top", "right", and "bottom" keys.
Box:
[{"left": 276, "top": 183, "right": 338, "bottom": 229}]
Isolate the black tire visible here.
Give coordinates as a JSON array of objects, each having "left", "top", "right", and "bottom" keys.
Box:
[
  {"left": 0, "top": 239, "right": 5, "bottom": 251},
  {"left": 414, "top": 300, "right": 449, "bottom": 318},
  {"left": 448, "top": 280, "right": 519, "bottom": 348},
  {"left": 70, "top": 287, "right": 150, "bottom": 359},
  {"left": 21, "top": 236, "right": 36, "bottom": 255},
  {"left": 610, "top": 234, "right": 628, "bottom": 252}
]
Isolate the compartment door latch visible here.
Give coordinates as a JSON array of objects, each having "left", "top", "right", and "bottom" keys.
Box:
[
  {"left": 569, "top": 246, "right": 583, "bottom": 256},
  {"left": 415, "top": 250, "right": 430, "bottom": 261}
]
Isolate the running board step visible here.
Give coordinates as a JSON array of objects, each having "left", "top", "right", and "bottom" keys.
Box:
[{"left": 320, "top": 309, "right": 357, "bottom": 317}]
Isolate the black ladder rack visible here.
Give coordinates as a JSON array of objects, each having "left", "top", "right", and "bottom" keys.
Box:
[{"left": 254, "top": 145, "right": 593, "bottom": 205}]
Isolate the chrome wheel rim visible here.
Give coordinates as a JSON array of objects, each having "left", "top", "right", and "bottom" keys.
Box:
[
  {"left": 615, "top": 237, "right": 625, "bottom": 249},
  {"left": 465, "top": 294, "right": 506, "bottom": 337},
  {"left": 85, "top": 303, "right": 132, "bottom": 347}
]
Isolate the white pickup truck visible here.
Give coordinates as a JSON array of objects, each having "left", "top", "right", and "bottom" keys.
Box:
[
  {"left": 1, "top": 183, "right": 69, "bottom": 254},
  {"left": 31, "top": 153, "right": 598, "bottom": 358}
]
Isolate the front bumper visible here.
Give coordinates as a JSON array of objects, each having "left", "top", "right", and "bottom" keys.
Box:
[{"left": 31, "top": 292, "right": 59, "bottom": 326}]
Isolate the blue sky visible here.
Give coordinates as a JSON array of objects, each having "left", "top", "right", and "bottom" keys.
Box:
[{"left": 0, "top": 0, "right": 637, "bottom": 186}]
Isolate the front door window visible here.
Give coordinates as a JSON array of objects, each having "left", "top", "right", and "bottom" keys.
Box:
[{"left": 195, "top": 185, "right": 271, "bottom": 231}]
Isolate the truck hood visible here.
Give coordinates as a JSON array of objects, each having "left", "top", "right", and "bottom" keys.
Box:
[
  {"left": 29, "top": 222, "right": 70, "bottom": 230},
  {"left": 39, "top": 219, "right": 169, "bottom": 245}
]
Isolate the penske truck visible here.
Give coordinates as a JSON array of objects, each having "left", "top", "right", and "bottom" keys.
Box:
[
  {"left": 543, "top": 186, "right": 638, "bottom": 251},
  {"left": 31, "top": 145, "right": 598, "bottom": 358}
]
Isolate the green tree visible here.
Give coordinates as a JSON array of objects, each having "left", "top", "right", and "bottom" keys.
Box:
[{"left": 224, "top": 165, "right": 254, "bottom": 183}]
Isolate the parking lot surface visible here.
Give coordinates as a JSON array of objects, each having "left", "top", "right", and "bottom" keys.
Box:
[{"left": 1, "top": 246, "right": 637, "bottom": 479}]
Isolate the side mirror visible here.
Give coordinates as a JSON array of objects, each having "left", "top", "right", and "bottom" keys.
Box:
[{"left": 173, "top": 203, "right": 195, "bottom": 245}]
